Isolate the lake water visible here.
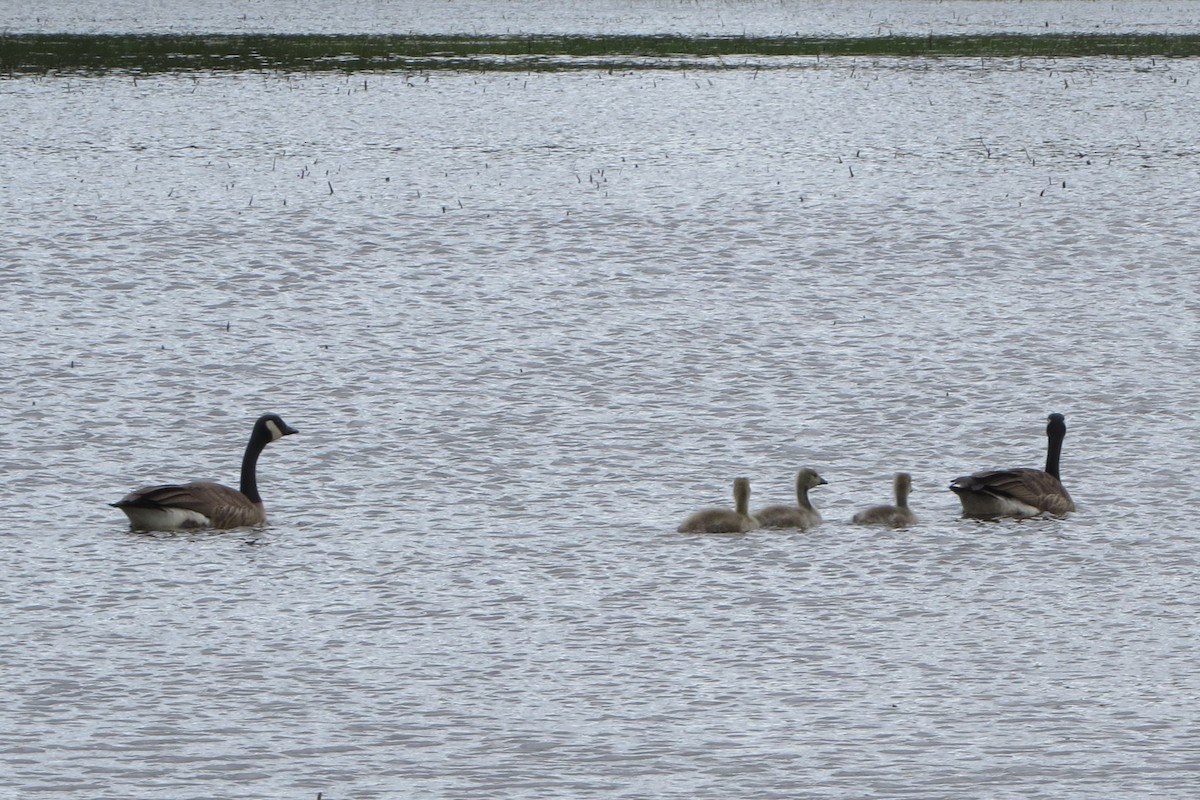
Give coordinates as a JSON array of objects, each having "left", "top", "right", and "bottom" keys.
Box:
[
  {"left": 4, "top": 3, "right": 1200, "bottom": 799},
  {"left": 7, "top": 0, "right": 1200, "bottom": 35}
]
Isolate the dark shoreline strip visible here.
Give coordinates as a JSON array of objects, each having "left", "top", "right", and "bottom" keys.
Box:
[{"left": 3, "top": 32, "right": 1200, "bottom": 74}]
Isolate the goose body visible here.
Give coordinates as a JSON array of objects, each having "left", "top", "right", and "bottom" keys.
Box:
[
  {"left": 113, "top": 413, "right": 298, "bottom": 531},
  {"left": 754, "top": 468, "right": 826, "bottom": 530},
  {"left": 678, "top": 477, "right": 759, "bottom": 534},
  {"left": 852, "top": 472, "right": 916, "bottom": 528},
  {"left": 950, "top": 413, "right": 1075, "bottom": 519}
]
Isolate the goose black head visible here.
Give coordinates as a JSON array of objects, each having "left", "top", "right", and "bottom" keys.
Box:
[{"left": 257, "top": 413, "right": 299, "bottom": 442}]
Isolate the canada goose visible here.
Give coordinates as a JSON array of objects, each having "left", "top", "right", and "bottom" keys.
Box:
[
  {"left": 950, "top": 413, "right": 1075, "bottom": 519},
  {"left": 112, "top": 413, "right": 298, "bottom": 531},
  {"left": 677, "top": 477, "right": 759, "bottom": 533},
  {"left": 852, "top": 472, "right": 916, "bottom": 527},
  {"left": 754, "top": 468, "right": 826, "bottom": 530}
]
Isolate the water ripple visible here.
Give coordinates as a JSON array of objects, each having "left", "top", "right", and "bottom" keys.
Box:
[{"left": 4, "top": 56, "right": 1200, "bottom": 799}]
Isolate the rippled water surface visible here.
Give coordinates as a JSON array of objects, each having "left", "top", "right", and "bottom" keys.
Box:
[
  {"left": 6, "top": 0, "right": 1200, "bottom": 35},
  {"left": 4, "top": 35, "right": 1200, "bottom": 800}
]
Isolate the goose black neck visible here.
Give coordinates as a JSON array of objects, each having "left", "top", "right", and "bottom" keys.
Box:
[
  {"left": 1045, "top": 416, "right": 1067, "bottom": 480},
  {"left": 239, "top": 427, "right": 271, "bottom": 503}
]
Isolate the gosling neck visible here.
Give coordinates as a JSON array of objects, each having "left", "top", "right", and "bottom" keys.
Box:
[
  {"left": 795, "top": 479, "right": 815, "bottom": 511},
  {"left": 733, "top": 479, "right": 751, "bottom": 517}
]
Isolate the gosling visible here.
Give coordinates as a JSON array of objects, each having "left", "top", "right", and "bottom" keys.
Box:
[
  {"left": 677, "top": 477, "right": 759, "bottom": 534},
  {"left": 852, "top": 472, "right": 916, "bottom": 528},
  {"left": 754, "top": 468, "right": 826, "bottom": 530}
]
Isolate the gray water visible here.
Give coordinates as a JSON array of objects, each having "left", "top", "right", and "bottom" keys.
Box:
[
  {"left": 7, "top": 0, "right": 1200, "bottom": 35},
  {"left": 5, "top": 4, "right": 1200, "bottom": 798}
]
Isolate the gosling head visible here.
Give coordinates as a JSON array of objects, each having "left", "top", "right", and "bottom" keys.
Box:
[
  {"left": 797, "top": 468, "right": 828, "bottom": 489},
  {"left": 733, "top": 477, "right": 751, "bottom": 499}
]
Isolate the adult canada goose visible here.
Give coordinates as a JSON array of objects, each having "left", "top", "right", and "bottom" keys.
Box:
[
  {"left": 112, "top": 413, "right": 298, "bottom": 531},
  {"left": 754, "top": 468, "right": 826, "bottom": 530},
  {"left": 852, "top": 472, "right": 916, "bottom": 528},
  {"left": 677, "top": 477, "right": 759, "bottom": 534},
  {"left": 950, "top": 413, "right": 1075, "bottom": 519}
]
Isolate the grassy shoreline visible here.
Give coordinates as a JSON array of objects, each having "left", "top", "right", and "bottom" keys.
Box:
[{"left": 3, "top": 32, "right": 1200, "bottom": 73}]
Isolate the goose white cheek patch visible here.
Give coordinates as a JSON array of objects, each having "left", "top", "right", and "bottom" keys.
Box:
[{"left": 266, "top": 420, "right": 283, "bottom": 440}]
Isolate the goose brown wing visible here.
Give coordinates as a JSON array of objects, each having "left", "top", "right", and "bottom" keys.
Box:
[
  {"left": 117, "top": 481, "right": 226, "bottom": 509},
  {"left": 954, "top": 468, "right": 1075, "bottom": 514},
  {"left": 118, "top": 481, "right": 266, "bottom": 528},
  {"left": 116, "top": 480, "right": 258, "bottom": 515}
]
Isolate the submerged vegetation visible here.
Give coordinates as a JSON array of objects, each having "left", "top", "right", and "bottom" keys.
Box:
[{"left": 3, "top": 32, "right": 1200, "bottom": 74}]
